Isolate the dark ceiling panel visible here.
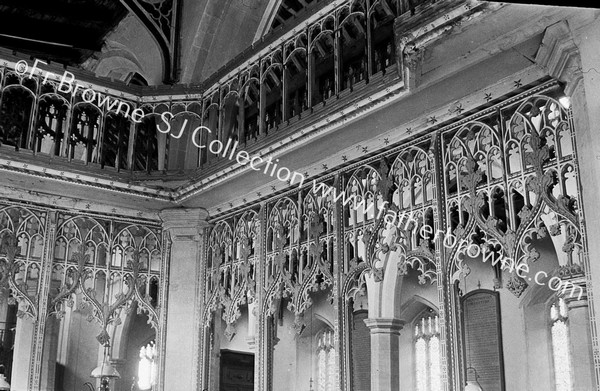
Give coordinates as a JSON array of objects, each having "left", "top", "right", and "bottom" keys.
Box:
[
  {"left": 270, "top": 0, "right": 319, "bottom": 31},
  {"left": 0, "top": 0, "right": 128, "bottom": 65}
]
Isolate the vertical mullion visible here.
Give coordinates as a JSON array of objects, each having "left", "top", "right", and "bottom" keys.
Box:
[
  {"left": 308, "top": 25, "right": 314, "bottom": 109},
  {"left": 27, "top": 77, "right": 41, "bottom": 151},
  {"left": 282, "top": 43, "right": 289, "bottom": 123},
  {"left": 334, "top": 12, "right": 342, "bottom": 96},
  {"left": 366, "top": 0, "right": 374, "bottom": 78}
]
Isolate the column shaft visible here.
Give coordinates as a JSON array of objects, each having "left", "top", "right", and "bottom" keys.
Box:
[
  {"left": 11, "top": 313, "right": 34, "bottom": 391},
  {"left": 364, "top": 318, "right": 405, "bottom": 391},
  {"left": 566, "top": 295, "right": 595, "bottom": 391},
  {"left": 160, "top": 208, "right": 209, "bottom": 391}
]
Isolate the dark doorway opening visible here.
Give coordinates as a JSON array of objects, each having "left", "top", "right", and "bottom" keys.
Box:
[{"left": 219, "top": 350, "right": 254, "bottom": 391}]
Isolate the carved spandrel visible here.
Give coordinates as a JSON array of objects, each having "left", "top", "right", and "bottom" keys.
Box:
[{"left": 0, "top": 231, "right": 38, "bottom": 319}]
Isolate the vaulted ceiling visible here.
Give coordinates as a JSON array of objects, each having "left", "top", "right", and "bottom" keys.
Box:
[{"left": 0, "top": 0, "right": 128, "bottom": 65}]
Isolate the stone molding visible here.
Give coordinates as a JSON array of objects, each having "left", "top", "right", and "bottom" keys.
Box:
[
  {"left": 363, "top": 318, "right": 406, "bottom": 335},
  {"left": 159, "top": 208, "right": 210, "bottom": 241},
  {"left": 246, "top": 336, "right": 256, "bottom": 351},
  {"left": 535, "top": 20, "right": 583, "bottom": 97},
  {"left": 559, "top": 279, "right": 588, "bottom": 305}
]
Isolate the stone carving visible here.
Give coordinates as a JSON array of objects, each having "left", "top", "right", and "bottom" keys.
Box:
[
  {"left": 506, "top": 276, "right": 528, "bottom": 298},
  {"left": 199, "top": 87, "right": 590, "bottom": 390}
]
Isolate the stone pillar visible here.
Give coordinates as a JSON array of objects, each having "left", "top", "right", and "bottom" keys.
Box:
[
  {"left": 364, "top": 318, "right": 405, "bottom": 391},
  {"left": 10, "top": 310, "right": 35, "bottom": 391},
  {"left": 160, "top": 208, "right": 209, "bottom": 391},
  {"left": 533, "top": 17, "right": 600, "bottom": 386},
  {"left": 562, "top": 286, "right": 595, "bottom": 391},
  {"left": 564, "top": 16, "right": 600, "bottom": 384}
]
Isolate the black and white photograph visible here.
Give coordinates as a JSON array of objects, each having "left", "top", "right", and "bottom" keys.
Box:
[{"left": 0, "top": 0, "right": 597, "bottom": 390}]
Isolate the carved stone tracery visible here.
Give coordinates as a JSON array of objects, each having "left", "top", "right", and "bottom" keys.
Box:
[
  {"left": 0, "top": 207, "right": 164, "bottom": 342},
  {"left": 442, "top": 92, "right": 583, "bottom": 296},
  {"left": 202, "top": 80, "right": 590, "bottom": 390}
]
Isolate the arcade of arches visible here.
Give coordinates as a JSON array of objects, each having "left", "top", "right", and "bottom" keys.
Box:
[{"left": 0, "top": 1, "right": 600, "bottom": 391}]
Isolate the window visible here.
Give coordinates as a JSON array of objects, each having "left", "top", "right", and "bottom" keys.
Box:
[
  {"left": 317, "top": 329, "right": 338, "bottom": 391},
  {"left": 415, "top": 315, "right": 441, "bottom": 391},
  {"left": 138, "top": 341, "right": 157, "bottom": 390},
  {"left": 551, "top": 298, "right": 572, "bottom": 391}
]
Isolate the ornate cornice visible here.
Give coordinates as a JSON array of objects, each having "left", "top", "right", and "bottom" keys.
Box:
[
  {"left": 0, "top": 154, "right": 175, "bottom": 201},
  {"left": 0, "top": 185, "right": 161, "bottom": 222}
]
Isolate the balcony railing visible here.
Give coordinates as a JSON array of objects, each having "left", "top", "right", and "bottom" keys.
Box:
[{"left": 0, "top": 0, "right": 432, "bottom": 179}]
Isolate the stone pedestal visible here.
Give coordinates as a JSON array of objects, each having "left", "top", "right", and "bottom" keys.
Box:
[
  {"left": 160, "top": 208, "right": 209, "bottom": 391},
  {"left": 364, "top": 318, "right": 405, "bottom": 391}
]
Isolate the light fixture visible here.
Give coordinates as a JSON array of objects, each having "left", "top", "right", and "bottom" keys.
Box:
[
  {"left": 91, "top": 345, "right": 121, "bottom": 391},
  {"left": 0, "top": 365, "right": 10, "bottom": 390}
]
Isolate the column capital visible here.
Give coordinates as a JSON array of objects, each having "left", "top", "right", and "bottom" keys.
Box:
[
  {"left": 559, "top": 281, "right": 588, "bottom": 306},
  {"left": 556, "top": 271, "right": 587, "bottom": 304},
  {"left": 159, "top": 208, "right": 210, "bottom": 241},
  {"left": 364, "top": 318, "right": 406, "bottom": 335}
]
